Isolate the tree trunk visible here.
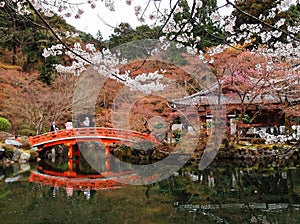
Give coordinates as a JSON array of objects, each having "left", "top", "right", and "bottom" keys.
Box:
[{"left": 12, "top": 46, "right": 16, "bottom": 65}]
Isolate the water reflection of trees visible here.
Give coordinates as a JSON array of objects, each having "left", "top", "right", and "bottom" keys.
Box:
[
  {"left": 22, "top": 143, "right": 300, "bottom": 223},
  {"left": 4, "top": 159, "right": 300, "bottom": 223},
  {"left": 164, "top": 160, "right": 300, "bottom": 204},
  {"left": 152, "top": 160, "right": 300, "bottom": 223}
]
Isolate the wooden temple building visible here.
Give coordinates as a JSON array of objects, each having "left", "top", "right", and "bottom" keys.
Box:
[{"left": 171, "top": 82, "right": 299, "bottom": 138}]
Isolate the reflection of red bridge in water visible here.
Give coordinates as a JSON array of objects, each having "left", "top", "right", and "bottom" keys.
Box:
[
  {"left": 29, "top": 170, "right": 147, "bottom": 191},
  {"left": 28, "top": 127, "right": 161, "bottom": 192}
]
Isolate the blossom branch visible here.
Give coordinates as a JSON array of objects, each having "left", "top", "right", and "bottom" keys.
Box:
[{"left": 226, "top": 0, "right": 300, "bottom": 42}]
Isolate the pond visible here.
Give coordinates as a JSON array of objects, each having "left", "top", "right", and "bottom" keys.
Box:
[{"left": 1, "top": 155, "right": 300, "bottom": 223}]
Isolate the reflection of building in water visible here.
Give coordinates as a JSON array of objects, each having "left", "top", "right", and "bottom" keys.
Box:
[
  {"left": 50, "top": 186, "right": 57, "bottom": 197},
  {"left": 208, "top": 171, "right": 215, "bottom": 188},
  {"left": 185, "top": 163, "right": 298, "bottom": 197},
  {"left": 84, "top": 188, "right": 91, "bottom": 200},
  {"left": 172, "top": 162, "right": 300, "bottom": 223}
]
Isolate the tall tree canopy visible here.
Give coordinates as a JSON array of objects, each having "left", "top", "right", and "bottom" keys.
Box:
[{"left": 232, "top": 0, "right": 300, "bottom": 49}]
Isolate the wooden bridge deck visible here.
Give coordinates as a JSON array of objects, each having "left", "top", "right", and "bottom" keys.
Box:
[{"left": 28, "top": 127, "right": 160, "bottom": 149}]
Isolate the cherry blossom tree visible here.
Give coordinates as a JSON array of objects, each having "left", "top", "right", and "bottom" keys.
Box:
[
  {"left": 1, "top": 0, "right": 298, "bottom": 91},
  {"left": 1, "top": 0, "right": 299, "bottom": 145},
  {"left": 210, "top": 47, "right": 296, "bottom": 140}
]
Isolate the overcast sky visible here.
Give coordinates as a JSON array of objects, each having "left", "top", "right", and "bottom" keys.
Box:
[{"left": 65, "top": 0, "right": 232, "bottom": 40}]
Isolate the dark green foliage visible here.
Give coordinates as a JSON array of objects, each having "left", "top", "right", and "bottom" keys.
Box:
[
  {"left": 172, "top": 129, "right": 183, "bottom": 143},
  {"left": 238, "top": 113, "right": 251, "bottom": 124},
  {"left": 29, "top": 150, "right": 39, "bottom": 161},
  {"left": 80, "top": 32, "right": 107, "bottom": 51},
  {"left": 38, "top": 55, "right": 59, "bottom": 84},
  {"left": 2, "top": 145, "right": 14, "bottom": 159},
  {"left": 233, "top": 0, "right": 278, "bottom": 26},
  {"left": 107, "top": 24, "right": 163, "bottom": 61},
  {"left": 108, "top": 23, "right": 161, "bottom": 49},
  {"left": 108, "top": 22, "right": 136, "bottom": 49}
]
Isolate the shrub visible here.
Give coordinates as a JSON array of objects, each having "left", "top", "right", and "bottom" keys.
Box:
[
  {"left": 2, "top": 145, "right": 14, "bottom": 159},
  {"left": 19, "top": 124, "right": 35, "bottom": 136},
  {"left": 19, "top": 128, "right": 34, "bottom": 136},
  {"left": 20, "top": 140, "right": 32, "bottom": 150},
  {"left": 0, "top": 117, "right": 11, "bottom": 132},
  {"left": 29, "top": 150, "right": 39, "bottom": 161}
]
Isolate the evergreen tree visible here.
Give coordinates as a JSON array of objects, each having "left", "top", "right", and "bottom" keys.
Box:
[
  {"left": 38, "top": 55, "right": 59, "bottom": 85},
  {"left": 108, "top": 22, "right": 136, "bottom": 48},
  {"left": 108, "top": 23, "right": 162, "bottom": 60},
  {"left": 95, "top": 30, "right": 108, "bottom": 50}
]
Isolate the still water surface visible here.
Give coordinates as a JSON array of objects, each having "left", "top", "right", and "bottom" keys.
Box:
[{"left": 1, "top": 158, "right": 300, "bottom": 224}]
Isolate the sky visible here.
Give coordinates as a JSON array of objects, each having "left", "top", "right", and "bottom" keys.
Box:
[
  {"left": 66, "top": 0, "right": 165, "bottom": 39},
  {"left": 66, "top": 1, "right": 136, "bottom": 39},
  {"left": 65, "top": 0, "right": 232, "bottom": 40}
]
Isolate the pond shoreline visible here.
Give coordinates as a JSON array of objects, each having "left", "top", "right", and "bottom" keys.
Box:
[
  {"left": 1, "top": 138, "right": 299, "bottom": 168},
  {"left": 108, "top": 141, "right": 300, "bottom": 167}
]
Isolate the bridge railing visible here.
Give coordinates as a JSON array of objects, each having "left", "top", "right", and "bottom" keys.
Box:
[{"left": 28, "top": 127, "right": 160, "bottom": 147}]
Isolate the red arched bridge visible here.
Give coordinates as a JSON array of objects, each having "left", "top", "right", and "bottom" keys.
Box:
[
  {"left": 28, "top": 127, "right": 160, "bottom": 151},
  {"left": 28, "top": 127, "right": 162, "bottom": 194}
]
